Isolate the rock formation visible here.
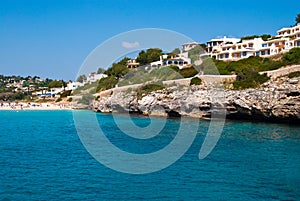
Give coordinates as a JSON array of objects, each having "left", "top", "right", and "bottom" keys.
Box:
[{"left": 92, "top": 75, "right": 300, "bottom": 124}]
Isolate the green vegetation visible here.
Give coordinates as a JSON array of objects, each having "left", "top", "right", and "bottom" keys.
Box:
[
  {"left": 178, "top": 67, "right": 198, "bottom": 78},
  {"left": 0, "top": 75, "right": 55, "bottom": 101},
  {"left": 209, "top": 48, "right": 300, "bottom": 75},
  {"left": 282, "top": 48, "right": 300, "bottom": 65},
  {"left": 78, "top": 94, "right": 94, "bottom": 105},
  {"left": 97, "top": 67, "right": 105, "bottom": 74},
  {"left": 288, "top": 71, "right": 300, "bottom": 78},
  {"left": 136, "top": 82, "right": 165, "bottom": 100},
  {"left": 296, "top": 13, "right": 300, "bottom": 24},
  {"left": 240, "top": 34, "right": 271, "bottom": 41},
  {"left": 171, "top": 48, "right": 180, "bottom": 55},
  {"left": 190, "top": 77, "right": 202, "bottom": 86},
  {"left": 261, "top": 34, "right": 272, "bottom": 41},
  {"left": 200, "top": 48, "right": 300, "bottom": 89},
  {"left": 95, "top": 45, "right": 300, "bottom": 92},
  {"left": 136, "top": 48, "right": 162, "bottom": 65},
  {"left": 233, "top": 71, "right": 269, "bottom": 89},
  {"left": 55, "top": 97, "right": 62, "bottom": 102},
  {"left": 104, "top": 57, "right": 129, "bottom": 79},
  {"left": 60, "top": 90, "right": 72, "bottom": 98},
  {"left": 168, "top": 65, "right": 180, "bottom": 72},
  {"left": 119, "top": 66, "right": 181, "bottom": 86},
  {"left": 188, "top": 45, "right": 205, "bottom": 63},
  {"left": 118, "top": 65, "right": 199, "bottom": 87},
  {"left": 96, "top": 76, "right": 118, "bottom": 92},
  {"left": 0, "top": 92, "right": 25, "bottom": 101},
  {"left": 73, "top": 81, "right": 98, "bottom": 95},
  {"left": 199, "top": 43, "right": 207, "bottom": 49},
  {"left": 76, "top": 74, "right": 87, "bottom": 83},
  {"left": 240, "top": 35, "right": 259, "bottom": 41},
  {"left": 48, "top": 80, "right": 65, "bottom": 88}
]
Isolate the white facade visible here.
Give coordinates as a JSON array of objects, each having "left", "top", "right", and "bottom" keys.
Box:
[
  {"left": 277, "top": 23, "right": 300, "bottom": 49},
  {"left": 162, "top": 57, "right": 191, "bottom": 69},
  {"left": 127, "top": 59, "right": 140, "bottom": 68},
  {"left": 206, "top": 24, "right": 300, "bottom": 61},
  {"left": 86, "top": 73, "right": 107, "bottom": 83},
  {"left": 149, "top": 54, "right": 191, "bottom": 70},
  {"left": 66, "top": 82, "right": 84, "bottom": 91},
  {"left": 182, "top": 42, "right": 200, "bottom": 52}
]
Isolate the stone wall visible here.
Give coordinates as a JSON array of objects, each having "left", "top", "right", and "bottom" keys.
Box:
[{"left": 260, "top": 65, "right": 300, "bottom": 78}]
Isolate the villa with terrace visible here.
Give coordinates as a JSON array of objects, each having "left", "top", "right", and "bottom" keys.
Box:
[
  {"left": 148, "top": 54, "right": 191, "bottom": 70},
  {"left": 206, "top": 23, "right": 300, "bottom": 61}
]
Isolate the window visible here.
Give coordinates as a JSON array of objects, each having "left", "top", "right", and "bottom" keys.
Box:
[
  {"left": 262, "top": 44, "right": 267, "bottom": 47},
  {"left": 242, "top": 52, "right": 247, "bottom": 57},
  {"left": 225, "top": 54, "right": 229, "bottom": 58}
]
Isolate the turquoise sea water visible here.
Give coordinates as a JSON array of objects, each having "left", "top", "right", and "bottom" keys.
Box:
[{"left": 0, "top": 110, "right": 300, "bottom": 200}]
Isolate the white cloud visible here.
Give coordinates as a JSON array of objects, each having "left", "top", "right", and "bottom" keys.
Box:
[{"left": 122, "top": 41, "right": 140, "bottom": 49}]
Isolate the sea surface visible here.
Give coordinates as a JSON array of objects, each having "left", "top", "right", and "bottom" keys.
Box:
[{"left": 0, "top": 110, "right": 300, "bottom": 200}]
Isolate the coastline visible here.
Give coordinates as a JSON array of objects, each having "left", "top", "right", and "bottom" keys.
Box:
[
  {"left": 0, "top": 102, "right": 73, "bottom": 111},
  {"left": 92, "top": 73, "right": 300, "bottom": 124}
]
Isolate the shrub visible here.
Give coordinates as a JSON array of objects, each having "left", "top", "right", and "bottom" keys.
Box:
[
  {"left": 78, "top": 94, "right": 94, "bottom": 105},
  {"left": 233, "top": 70, "right": 270, "bottom": 89},
  {"left": 288, "top": 71, "right": 300, "bottom": 78},
  {"left": 67, "top": 97, "right": 73, "bottom": 102},
  {"left": 96, "top": 76, "right": 118, "bottom": 92},
  {"left": 168, "top": 65, "right": 179, "bottom": 72},
  {"left": 55, "top": 97, "right": 62, "bottom": 102},
  {"left": 136, "top": 48, "right": 163, "bottom": 65},
  {"left": 282, "top": 48, "right": 300, "bottom": 65},
  {"left": 190, "top": 77, "right": 202, "bottom": 86},
  {"left": 60, "top": 90, "right": 72, "bottom": 98},
  {"left": 136, "top": 82, "right": 165, "bottom": 99},
  {"left": 179, "top": 67, "right": 198, "bottom": 78},
  {"left": 48, "top": 80, "right": 63, "bottom": 88}
]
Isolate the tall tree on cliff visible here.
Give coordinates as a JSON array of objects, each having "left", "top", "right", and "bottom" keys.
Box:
[{"left": 296, "top": 13, "right": 300, "bottom": 24}]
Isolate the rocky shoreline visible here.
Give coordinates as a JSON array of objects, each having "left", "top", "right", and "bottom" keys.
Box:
[{"left": 92, "top": 74, "right": 300, "bottom": 124}]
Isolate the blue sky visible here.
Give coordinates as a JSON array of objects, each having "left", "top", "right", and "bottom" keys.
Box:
[{"left": 0, "top": 0, "right": 299, "bottom": 80}]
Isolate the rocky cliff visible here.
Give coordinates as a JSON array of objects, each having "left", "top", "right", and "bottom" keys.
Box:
[{"left": 92, "top": 75, "right": 300, "bottom": 124}]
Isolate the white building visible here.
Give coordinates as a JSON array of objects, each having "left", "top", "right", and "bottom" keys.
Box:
[
  {"left": 86, "top": 73, "right": 107, "bottom": 83},
  {"left": 206, "top": 24, "right": 300, "bottom": 61},
  {"left": 149, "top": 54, "right": 191, "bottom": 70},
  {"left": 277, "top": 23, "right": 300, "bottom": 49},
  {"left": 66, "top": 82, "right": 84, "bottom": 91},
  {"left": 127, "top": 59, "right": 140, "bottom": 68},
  {"left": 182, "top": 42, "right": 200, "bottom": 52}
]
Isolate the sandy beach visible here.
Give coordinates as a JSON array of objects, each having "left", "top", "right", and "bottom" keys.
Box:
[{"left": 0, "top": 102, "right": 73, "bottom": 111}]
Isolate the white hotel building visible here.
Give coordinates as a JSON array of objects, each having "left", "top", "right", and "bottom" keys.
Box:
[{"left": 206, "top": 24, "right": 300, "bottom": 61}]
